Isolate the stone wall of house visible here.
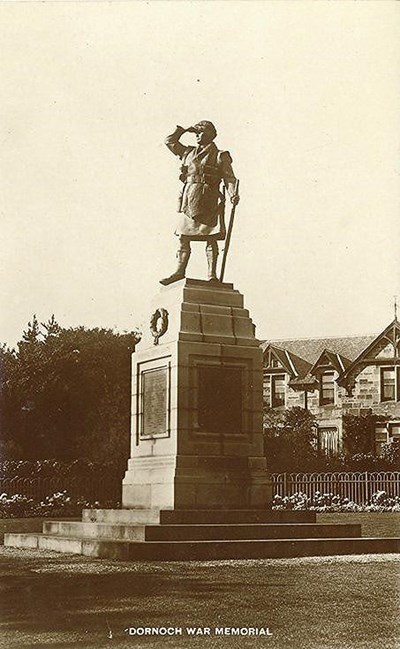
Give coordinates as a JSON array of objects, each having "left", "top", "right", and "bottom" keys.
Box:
[
  {"left": 286, "top": 385, "right": 306, "bottom": 409},
  {"left": 263, "top": 366, "right": 400, "bottom": 420},
  {"left": 342, "top": 365, "right": 400, "bottom": 419}
]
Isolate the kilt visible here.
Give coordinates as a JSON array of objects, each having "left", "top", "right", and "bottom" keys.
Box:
[{"left": 175, "top": 209, "right": 226, "bottom": 241}]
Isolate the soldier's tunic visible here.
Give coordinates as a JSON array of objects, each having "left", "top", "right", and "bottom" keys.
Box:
[{"left": 165, "top": 129, "right": 237, "bottom": 241}]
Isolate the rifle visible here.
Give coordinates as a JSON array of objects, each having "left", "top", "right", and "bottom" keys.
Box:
[{"left": 219, "top": 179, "right": 239, "bottom": 283}]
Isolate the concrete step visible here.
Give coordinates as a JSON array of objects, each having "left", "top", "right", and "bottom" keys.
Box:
[
  {"left": 43, "top": 521, "right": 146, "bottom": 541},
  {"left": 159, "top": 510, "right": 317, "bottom": 524},
  {"left": 5, "top": 533, "right": 84, "bottom": 555},
  {"left": 4, "top": 533, "right": 399, "bottom": 561},
  {"left": 42, "top": 521, "right": 361, "bottom": 541},
  {"left": 145, "top": 523, "right": 361, "bottom": 541},
  {"left": 82, "top": 508, "right": 160, "bottom": 525},
  {"left": 81, "top": 508, "right": 316, "bottom": 525},
  {"left": 3, "top": 533, "right": 41, "bottom": 549}
]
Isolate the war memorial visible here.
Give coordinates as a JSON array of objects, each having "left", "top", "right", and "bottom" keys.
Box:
[{"left": 5, "top": 122, "right": 399, "bottom": 560}]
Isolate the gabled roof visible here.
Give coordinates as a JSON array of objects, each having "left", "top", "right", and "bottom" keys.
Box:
[
  {"left": 265, "top": 344, "right": 312, "bottom": 379},
  {"left": 269, "top": 346, "right": 291, "bottom": 371},
  {"left": 338, "top": 319, "right": 400, "bottom": 386},
  {"left": 309, "top": 349, "right": 353, "bottom": 375},
  {"left": 262, "top": 321, "right": 399, "bottom": 393},
  {"left": 261, "top": 334, "right": 377, "bottom": 369},
  {"left": 285, "top": 349, "right": 313, "bottom": 379}
]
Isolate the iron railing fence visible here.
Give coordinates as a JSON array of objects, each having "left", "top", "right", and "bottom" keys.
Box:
[
  {"left": 272, "top": 471, "right": 400, "bottom": 505},
  {"left": 2, "top": 469, "right": 399, "bottom": 507},
  {"left": 0, "top": 474, "right": 122, "bottom": 504}
]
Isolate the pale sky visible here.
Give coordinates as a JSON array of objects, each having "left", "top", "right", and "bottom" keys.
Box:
[{"left": 1, "top": 1, "right": 399, "bottom": 348}]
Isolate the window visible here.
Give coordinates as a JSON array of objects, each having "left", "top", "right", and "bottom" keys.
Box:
[
  {"left": 264, "top": 374, "right": 271, "bottom": 401},
  {"left": 271, "top": 374, "right": 286, "bottom": 407},
  {"left": 319, "top": 427, "right": 339, "bottom": 455},
  {"left": 375, "top": 422, "right": 400, "bottom": 455},
  {"left": 320, "top": 372, "right": 335, "bottom": 405},
  {"left": 375, "top": 425, "right": 388, "bottom": 456},
  {"left": 391, "top": 425, "right": 400, "bottom": 440},
  {"left": 264, "top": 373, "right": 286, "bottom": 407},
  {"left": 380, "top": 367, "right": 400, "bottom": 402}
]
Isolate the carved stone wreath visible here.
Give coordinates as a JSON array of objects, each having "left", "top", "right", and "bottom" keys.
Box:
[{"left": 150, "top": 308, "right": 169, "bottom": 345}]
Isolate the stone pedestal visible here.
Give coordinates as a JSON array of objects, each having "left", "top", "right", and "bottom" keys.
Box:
[{"left": 122, "top": 278, "right": 272, "bottom": 510}]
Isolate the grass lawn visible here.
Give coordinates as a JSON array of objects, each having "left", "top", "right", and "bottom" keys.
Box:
[
  {"left": 0, "top": 512, "right": 399, "bottom": 648},
  {"left": 0, "top": 547, "right": 399, "bottom": 649},
  {"left": 316, "top": 512, "right": 400, "bottom": 538}
]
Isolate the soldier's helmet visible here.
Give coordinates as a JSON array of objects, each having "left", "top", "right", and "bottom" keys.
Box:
[{"left": 193, "top": 121, "right": 217, "bottom": 141}]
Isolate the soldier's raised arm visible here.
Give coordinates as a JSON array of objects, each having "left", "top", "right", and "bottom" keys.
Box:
[{"left": 165, "top": 125, "right": 193, "bottom": 159}]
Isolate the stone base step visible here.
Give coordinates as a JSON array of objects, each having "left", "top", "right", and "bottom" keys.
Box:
[
  {"left": 42, "top": 521, "right": 361, "bottom": 541},
  {"left": 4, "top": 533, "right": 400, "bottom": 561},
  {"left": 43, "top": 521, "right": 146, "bottom": 541},
  {"left": 82, "top": 509, "right": 317, "bottom": 525},
  {"left": 159, "top": 510, "right": 317, "bottom": 524},
  {"left": 82, "top": 509, "right": 160, "bottom": 525}
]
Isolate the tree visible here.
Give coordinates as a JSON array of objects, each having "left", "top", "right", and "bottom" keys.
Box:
[
  {"left": 0, "top": 317, "right": 141, "bottom": 469},
  {"left": 41, "top": 314, "right": 62, "bottom": 338},
  {"left": 21, "top": 315, "right": 41, "bottom": 344},
  {"left": 263, "top": 406, "right": 318, "bottom": 472},
  {"left": 0, "top": 344, "right": 18, "bottom": 458}
]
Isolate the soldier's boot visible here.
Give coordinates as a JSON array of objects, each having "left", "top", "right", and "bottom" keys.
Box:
[
  {"left": 160, "top": 246, "right": 191, "bottom": 286},
  {"left": 206, "top": 241, "right": 220, "bottom": 283}
]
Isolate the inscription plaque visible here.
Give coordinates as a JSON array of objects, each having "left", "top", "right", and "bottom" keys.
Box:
[
  {"left": 198, "top": 366, "right": 243, "bottom": 433},
  {"left": 141, "top": 367, "right": 169, "bottom": 437}
]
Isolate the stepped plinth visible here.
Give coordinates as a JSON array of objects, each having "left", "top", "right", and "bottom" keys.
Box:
[
  {"left": 121, "top": 278, "right": 272, "bottom": 511},
  {"left": 5, "top": 507, "right": 400, "bottom": 560}
]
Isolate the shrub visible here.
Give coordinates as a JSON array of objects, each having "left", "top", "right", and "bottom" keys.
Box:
[
  {"left": 342, "top": 413, "right": 381, "bottom": 456},
  {"left": 0, "top": 459, "right": 123, "bottom": 480},
  {"left": 263, "top": 407, "right": 319, "bottom": 472},
  {"left": 381, "top": 440, "right": 400, "bottom": 468}
]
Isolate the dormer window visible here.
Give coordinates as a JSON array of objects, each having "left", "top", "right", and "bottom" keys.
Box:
[
  {"left": 320, "top": 371, "right": 335, "bottom": 405},
  {"left": 264, "top": 373, "right": 286, "bottom": 408},
  {"left": 380, "top": 367, "right": 400, "bottom": 402}
]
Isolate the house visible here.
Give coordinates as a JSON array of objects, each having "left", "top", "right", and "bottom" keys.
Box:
[{"left": 261, "top": 318, "right": 400, "bottom": 455}]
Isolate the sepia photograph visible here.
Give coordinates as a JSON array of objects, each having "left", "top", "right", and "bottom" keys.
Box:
[{"left": 0, "top": 1, "right": 399, "bottom": 648}]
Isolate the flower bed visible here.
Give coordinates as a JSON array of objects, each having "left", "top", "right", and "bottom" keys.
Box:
[
  {"left": 0, "top": 490, "right": 118, "bottom": 518},
  {"left": 273, "top": 490, "right": 400, "bottom": 512}
]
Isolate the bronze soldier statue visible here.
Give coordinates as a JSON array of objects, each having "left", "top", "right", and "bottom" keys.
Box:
[{"left": 160, "top": 121, "right": 240, "bottom": 285}]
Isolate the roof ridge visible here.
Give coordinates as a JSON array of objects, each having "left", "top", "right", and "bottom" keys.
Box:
[{"left": 263, "top": 333, "right": 378, "bottom": 343}]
